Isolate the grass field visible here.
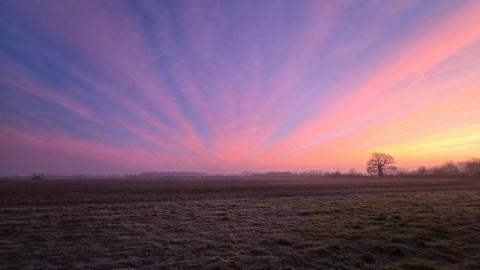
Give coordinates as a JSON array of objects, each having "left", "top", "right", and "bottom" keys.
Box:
[{"left": 1, "top": 178, "right": 479, "bottom": 269}]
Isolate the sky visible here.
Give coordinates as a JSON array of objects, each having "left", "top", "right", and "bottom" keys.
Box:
[{"left": 1, "top": 0, "right": 480, "bottom": 175}]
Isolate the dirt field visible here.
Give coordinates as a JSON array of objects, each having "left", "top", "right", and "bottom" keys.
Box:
[{"left": 1, "top": 177, "right": 479, "bottom": 269}]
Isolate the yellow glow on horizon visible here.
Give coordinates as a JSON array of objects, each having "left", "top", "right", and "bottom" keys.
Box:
[{"left": 365, "top": 122, "right": 480, "bottom": 166}]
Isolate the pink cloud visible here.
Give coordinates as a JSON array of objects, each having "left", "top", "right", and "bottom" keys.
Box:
[{"left": 255, "top": 1, "right": 480, "bottom": 165}]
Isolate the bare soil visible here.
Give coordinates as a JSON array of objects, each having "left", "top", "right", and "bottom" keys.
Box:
[{"left": 1, "top": 177, "right": 479, "bottom": 269}]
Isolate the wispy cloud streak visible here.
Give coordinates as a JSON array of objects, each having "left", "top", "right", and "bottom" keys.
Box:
[{"left": 0, "top": 0, "right": 479, "bottom": 174}]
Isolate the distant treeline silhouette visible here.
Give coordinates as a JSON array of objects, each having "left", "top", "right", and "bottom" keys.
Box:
[
  {"left": 25, "top": 156, "right": 480, "bottom": 180},
  {"left": 243, "top": 170, "right": 365, "bottom": 178},
  {"left": 394, "top": 158, "right": 480, "bottom": 177},
  {"left": 245, "top": 157, "right": 480, "bottom": 178}
]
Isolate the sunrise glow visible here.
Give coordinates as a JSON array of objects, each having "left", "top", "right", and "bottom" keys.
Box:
[{"left": 1, "top": 0, "right": 479, "bottom": 174}]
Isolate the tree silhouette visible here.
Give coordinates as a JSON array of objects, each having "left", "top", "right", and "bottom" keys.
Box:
[
  {"left": 367, "top": 152, "right": 396, "bottom": 177},
  {"left": 463, "top": 158, "right": 480, "bottom": 176}
]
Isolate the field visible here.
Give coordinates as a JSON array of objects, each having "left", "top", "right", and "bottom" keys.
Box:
[{"left": 1, "top": 177, "right": 479, "bottom": 269}]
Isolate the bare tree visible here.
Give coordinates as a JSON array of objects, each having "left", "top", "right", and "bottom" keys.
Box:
[
  {"left": 464, "top": 158, "right": 480, "bottom": 176},
  {"left": 367, "top": 152, "right": 396, "bottom": 177},
  {"left": 431, "top": 161, "right": 460, "bottom": 176},
  {"left": 348, "top": 168, "right": 360, "bottom": 176},
  {"left": 416, "top": 166, "right": 428, "bottom": 176}
]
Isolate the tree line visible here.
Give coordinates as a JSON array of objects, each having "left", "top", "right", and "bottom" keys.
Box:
[
  {"left": 244, "top": 153, "right": 480, "bottom": 178},
  {"left": 366, "top": 152, "right": 480, "bottom": 177}
]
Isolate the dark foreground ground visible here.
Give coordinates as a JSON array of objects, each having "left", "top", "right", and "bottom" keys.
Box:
[{"left": 1, "top": 177, "right": 479, "bottom": 269}]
